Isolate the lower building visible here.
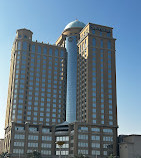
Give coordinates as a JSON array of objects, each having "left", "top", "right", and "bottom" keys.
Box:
[
  {"left": 4, "top": 121, "right": 117, "bottom": 158},
  {"left": 119, "top": 135, "right": 141, "bottom": 158}
]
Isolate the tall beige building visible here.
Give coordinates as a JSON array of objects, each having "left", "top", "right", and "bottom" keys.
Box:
[
  {"left": 5, "top": 28, "right": 67, "bottom": 127},
  {"left": 4, "top": 20, "right": 118, "bottom": 158},
  {"left": 77, "top": 23, "right": 117, "bottom": 128}
]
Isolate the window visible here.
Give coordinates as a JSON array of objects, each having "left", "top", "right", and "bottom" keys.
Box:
[
  {"left": 100, "top": 31, "right": 102, "bottom": 36},
  {"left": 107, "top": 32, "right": 111, "bottom": 37},
  {"left": 13, "top": 149, "right": 24, "bottom": 154},
  {"left": 103, "top": 129, "right": 113, "bottom": 133},
  {"left": 78, "top": 142, "right": 88, "bottom": 147},
  {"left": 103, "top": 136, "right": 113, "bottom": 141},
  {"left": 92, "top": 38, "right": 96, "bottom": 47},
  {"left": 18, "top": 41, "right": 21, "bottom": 50},
  {"left": 14, "top": 142, "right": 24, "bottom": 147},
  {"left": 60, "top": 50, "right": 64, "bottom": 57},
  {"left": 92, "top": 150, "right": 100, "bottom": 155},
  {"left": 55, "top": 49, "right": 58, "bottom": 57},
  {"left": 43, "top": 47, "right": 47, "bottom": 54},
  {"left": 108, "top": 40, "right": 111, "bottom": 49},
  {"left": 109, "top": 121, "right": 113, "bottom": 125},
  {"left": 41, "top": 143, "right": 51, "bottom": 148},
  {"left": 92, "top": 29, "right": 95, "bottom": 34},
  {"left": 28, "top": 135, "right": 38, "bottom": 140},
  {"left": 28, "top": 142, "right": 38, "bottom": 147},
  {"left": 91, "top": 143, "right": 100, "bottom": 148},
  {"left": 101, "top": 40, "right": 103, "bottom": 48},
  {"left": 41, "top": 150, "right": 51, "bottom": 155},
  {"left": 23, "top": 41, "right": 27, "bottom": 50},
  {"left": 29, "top": 127, "right": 38, "bottom": 132},
  {"left": 91, "top": 128, "right": 100, "bottom": 132},
  {"left": 14, "top": 134, "right": 25, "bottom": 139},
  {"left": 78, "top": 150, "right": 88, "bottom": 155},
  {"left": 38, "top": 46, "right": 41, "bottom": 53},
  {"left": 42, "top": 128, "right": 50, "bottom": 133},
  {"left": 104, "top": 151, "right": 107, "bottom": 155},
  {"left": 78, "top": 126, "right": 88, "bottom": 132},
  {"left": 91, "top": 135, "right": 100, "bottom": 140},
  {"left": 49, "top": 48, "right": 52, "bottom": 56},
  {"left": 78, "top": 134, "right": 88, "bottom": 140},
  {"left": 42, "top": 136, "right": 52, "bottom": 141}
]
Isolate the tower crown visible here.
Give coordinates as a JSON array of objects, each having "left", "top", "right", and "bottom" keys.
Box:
[{"left": 64, "top": 20, "right": 85, "bottom": 30}]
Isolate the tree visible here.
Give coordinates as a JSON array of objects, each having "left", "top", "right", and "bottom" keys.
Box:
[
  {"left": 26, "top": 151, "right": 42, "bottom": 158},
  {"left": 74, "top": 154, "right": 89, "bottom": 158},
  {"left": 0, "top": 152, "right": 8, "bottom": 158},
  {"left": 108, "top": 154, "right": 114, "bottom": 158},
  {"left": 108, "top": 154, "right": 117, "bottom": 158}
]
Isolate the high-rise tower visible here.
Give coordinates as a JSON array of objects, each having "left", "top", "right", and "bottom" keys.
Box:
[
  {"left": 5, "top": 28, "right": 67, "bottom": 127},
  {"left": 77, "top": 23, "right": 117, "bottom": 127},
  {"left": 4, "top": 20, "right": 118, "bottom": 158},
  {"left": 56, "top": 20, "right": 85, "bottom": 123}
]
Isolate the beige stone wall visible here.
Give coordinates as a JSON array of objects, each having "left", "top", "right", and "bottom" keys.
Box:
[
  {"left": 0, "top": 139, "right": 4, "bottom": 154},
  {"left": 120, "top": 136, "right": 141, "bottom": 158}
]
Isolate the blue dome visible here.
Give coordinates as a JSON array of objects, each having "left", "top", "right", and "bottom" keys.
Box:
[{"left": 64, "top": 20, "right": 85, "bottom": 30}]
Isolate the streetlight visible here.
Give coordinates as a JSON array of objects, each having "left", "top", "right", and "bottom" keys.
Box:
[{"left": 55, "top": 141, "right": 65, "bottom": 158}]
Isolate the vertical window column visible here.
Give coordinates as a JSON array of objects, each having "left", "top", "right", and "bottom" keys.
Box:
[
  {"left": 100, "top": 50, "right": 104, "bottom": 125},
  {"left": 92, "top": 48, "right": 96, "bottom": 124},
  {"left": 108, "top": 51, "right": 113, "bottom": 125}
]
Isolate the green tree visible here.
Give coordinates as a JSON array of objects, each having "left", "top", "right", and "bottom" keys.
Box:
[
  {"left": 74, "top": 154, "right": 89, "bottom": 158},
  {"left": 108, "top": 154, "right": 118, "bottom": 158},
  {"left": 0, "top": 152, "right": 8, "bottom": 158},
  {"left": 26, "top": 151, "right": 42, "bottom": 158},
  {"left": 108, "top": 154, "right": 114, "bottom": 158}
]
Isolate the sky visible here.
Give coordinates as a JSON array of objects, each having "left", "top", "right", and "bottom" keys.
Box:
[{"left": 0, "top": 0, "right": 141, "bottom": 138}]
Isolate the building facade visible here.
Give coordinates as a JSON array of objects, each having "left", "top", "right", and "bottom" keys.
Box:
[
  {"left": 5, "top": 121, "right": 117, "bottom": 158},
  {"left": 5, "top": 29, "right": 67, "bottom": 128},
  {"left": 4, "top": 20, "right": 118, "bottom": 158}
]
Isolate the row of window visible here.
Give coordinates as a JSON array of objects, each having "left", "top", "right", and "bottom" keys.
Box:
[
  {"left": 17, "top": 41, "right": 65, "bottom": 57},
  {"left": 91, "top": 29, "right": 111, "bottom": 38},
  {"left": 78, "top": 134, "right": 113, "bottom": 142},
  {"left": 92, "top": 38, "right": 111, "bottom": 49}
]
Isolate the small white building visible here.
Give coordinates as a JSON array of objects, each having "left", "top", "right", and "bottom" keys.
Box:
[{"left": 119, "top": 135, "right": 141, "bottom": 158}]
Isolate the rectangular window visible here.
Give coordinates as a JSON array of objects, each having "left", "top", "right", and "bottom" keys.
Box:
[
  {"left": 92, "top": 29, "right": 95, "bottom": 34},
  {"left": 92, "top": 38, "right": 96, "bottom": 47},
  {"left": 23, "top": 41, "right": 27, "bottom": 50},
  {"left": 60, "top": 50, "right": 64, "bottom": 57},
  {"left": 108, "top": 40, "right": 111, "bottom": 49},
  {"left": 101, "top": 40, "right": 103, "bottom": 48},
  {"left": 38, "top": 46, "right": 41, "bottom": 53},
  {"left": 49, "top": 48, "right": 52, "bottom": 56},
  {"left": 18, "top": 41, "right": 21, "bottom": 50},
  {"left": 43, "top": 47, "right": 47, "bottom": 54},
  {"left": 55, "top": 49, "right": 58, "bottom": 57},
  {"left": 32, "top": 45, "right": 35, "bottom": 52}
]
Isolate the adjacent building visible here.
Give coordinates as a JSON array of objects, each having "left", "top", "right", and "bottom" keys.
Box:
[
  {"left": 119, "top": 135, "right": 141, "bottom": 158},
  {"left": 4, "top": 20, "right": 118, "bottom": 158}
]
